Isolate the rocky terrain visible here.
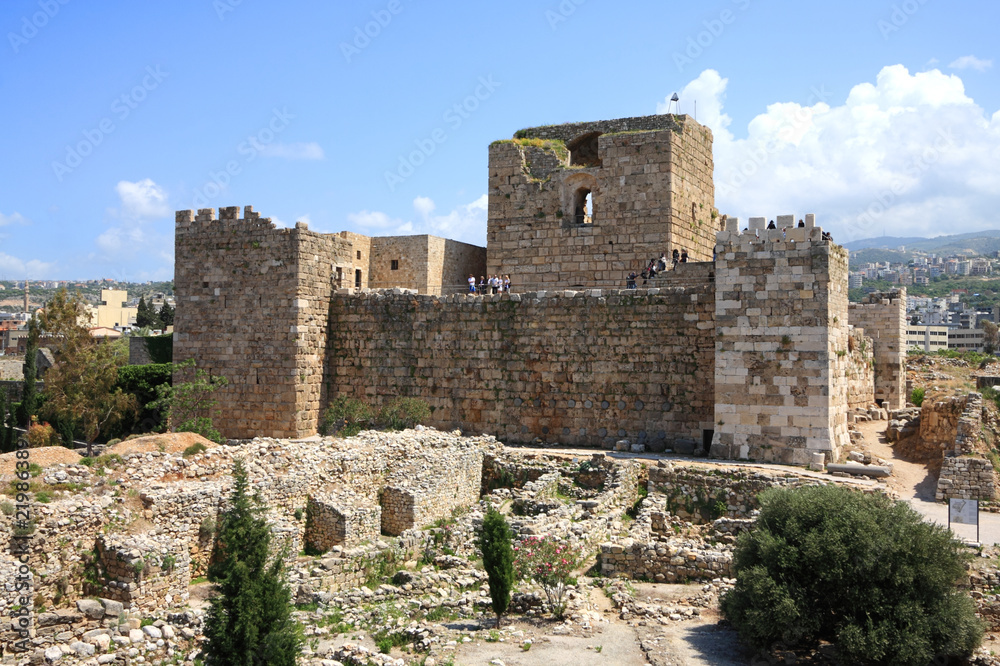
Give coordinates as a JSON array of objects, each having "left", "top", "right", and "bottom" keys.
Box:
[{"left": 6, "top": 365, "right": 1000, "bottom": 666}]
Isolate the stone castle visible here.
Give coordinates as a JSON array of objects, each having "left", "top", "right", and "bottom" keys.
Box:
[{"left": 173, "top": 113, "right": 906, "bottom": 465}]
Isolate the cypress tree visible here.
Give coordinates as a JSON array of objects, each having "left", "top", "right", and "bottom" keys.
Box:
[
  {"left": 158, "top": 301, "right": 174, "bottom": 328},
  {"left": 479, "top": 504, "right": 515, "bottom": 628},
  {"left": 18, "top": 318, "right": 38, "bottom": 428},
  {"left": 202, "top": 459, "right": 302, "bottom": 666},
  {"left": 0, "top": 389, "right": 13, "bottom": 453},
  {"left": 136, "top": 296, "right": 155, "bottom": 328}
]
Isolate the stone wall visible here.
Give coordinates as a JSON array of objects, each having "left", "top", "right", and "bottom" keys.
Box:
[
  {"left": 305, "top": 492, "right": 381, "bottom": 552},
  {"left": 90, "top": 534, "right": 190, "bottom": 613},
  {"left": 710, "top": 219, "right": 851, "bottom": 464},
  {"left": 648, "top": 460, "right": 828, "bottom": 522},
  {"left": 936, "top": 456, "right": 997, "bottom": 501},
  {"left": 919, "top": 393, "right": 968, "bottom": 453},
  {"left": 848, "top": 289, "right": 907, "bottom": 409},
  {"left": 487, "top": 114, "right": 716, "bottom": 292},
  {"left": 174, "top": 206, "right": 355, "bottom": 439},
  {"left": 325, "top": 279, "right": 716, "bottom": 449},
  {"left": 846, "top": 327, "right": 876, "bottom": 411}
]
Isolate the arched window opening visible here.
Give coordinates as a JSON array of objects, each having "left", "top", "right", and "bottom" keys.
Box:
[{"left": 574, "top": 188, "right": 593, "bottom": 225}]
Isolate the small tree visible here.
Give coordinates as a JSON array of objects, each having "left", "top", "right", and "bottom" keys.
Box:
[
  {"left": 18, "top": 317, "right": 39, "bottom": 428},
  {"left": 38, "top": 291, "right": 137, "bottom": 455},
  {"left": 980, "top": 319, "right": 999, "bottom": 355},
  {"left": 514, "top": 536, "right": 580, "bottom": 618},
  {"left": 479, "top": 505, "right": 515, "bottom": 627},
  {"left": 135, "top": 296, "right": 156, "bottom": 328},
  {"left": 158, "top": 301, "right": 175, "bottom": 328},
  {"left": 0, "top": 389, "right": 15, "bottom": 453},
  {"left": 150, "top": 359, "right": 228, "bottom": 442},
  {"left": 720, "top": 485, "right": 982, "bottom": 665},
  {"left": 202, "top": 459, "right": 302, "bottom": 665}
]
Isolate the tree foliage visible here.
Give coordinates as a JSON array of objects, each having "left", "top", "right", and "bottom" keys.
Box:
[
  {"left": 150, "top": 359, "right": 228, "bottom": 442},
  {"left": 202, "top": 459, "right": 302, "bottom": 666},
  {"left": 135, "top": 296, "right": 156, "bottom": 328},
  {"left": 158, "top": 301, "right": 175, "bottom": 328},
  {"left": 18, "top": 316, "right": 39, "bottom": 428},
  {"left": 37, "top": 290, "right": 137, "bottom": 454},
  {"left": 479, "top": 505, "right": 515, "bottom": 627},
  {"left": 720, "top": 485, "right": 982, "bottom": 665}
]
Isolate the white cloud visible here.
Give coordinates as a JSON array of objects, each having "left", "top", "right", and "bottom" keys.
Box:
[
  {"left": 258, "top": 142, "right": 325, "bottom": 160},
  {"left": 672, "top": 66, "right": 1000, "bottom": 242},
  {"left": 949, "top": 55, "right": 993, "bottom": 72},
  {"left": 0, "top": 252, "right": 54, "bottom": 278},
  {"left": 88, "top": 179, "right": 173, "bottom": 279},
  {"left": 0, "top": 211, "right": 28, "bottom": 227},
  {"left": 345, "top": 195, "right": 488, "bottom": 246},
  {"left": 116, "top": 178, "right": 169, "bottom": 220}
]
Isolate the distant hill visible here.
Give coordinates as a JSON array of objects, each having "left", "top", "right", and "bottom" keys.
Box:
[{"left": 844, "top": 231, "right": 1000, "bottom": 257}]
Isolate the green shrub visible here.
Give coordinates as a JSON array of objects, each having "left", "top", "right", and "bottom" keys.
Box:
[
  {"left": 183, "top": 442, "right": 207, "bottom": 457},
  {"left": 720, "top": 485, "right": 982, "bottom": 665},
  {"left": 910, "top": 387, "right": 926, "bottom": 407},
  {"left": 375, "top": 397, "right": 430, "bottom": 431},
  {"left": 319, "top": 397, "right": 373, "bottom": 437}
]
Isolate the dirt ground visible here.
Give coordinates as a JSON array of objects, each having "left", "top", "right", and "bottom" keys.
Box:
[
  {"left": 0, "top": 445, "right": 81, "bottom": 474},
  {"left": 105, "top": 432, "right": 216, "bottom": 456}
]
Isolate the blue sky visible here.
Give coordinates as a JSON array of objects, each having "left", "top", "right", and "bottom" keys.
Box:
[{"left": 1, "top": 0, "right": 999, "bottom": 280}]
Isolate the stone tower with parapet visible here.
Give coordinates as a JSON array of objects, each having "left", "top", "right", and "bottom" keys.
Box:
[
  {"left": 710, "top": 215, "right": 850, "bottom": 465},
  {"left": 487, "top": 114, "right": 715, "bottom": 292},
  {"left": 848, "top": 289, "right": 907, "bottom": 410},
  {"left": 173, "top": 206, "right": 354, "bottom": 439}
]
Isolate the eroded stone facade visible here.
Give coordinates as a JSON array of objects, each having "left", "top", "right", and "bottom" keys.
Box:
[
  {"left": 487, "top": 114, "right": 716, "bottom": 292},
  {"left": 849, "top": 290, "right": 907, "bottom": 410}
]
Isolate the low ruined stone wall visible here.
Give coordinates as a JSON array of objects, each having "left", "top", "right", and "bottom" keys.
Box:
[
  {"left": 305, "top": 491, "right": 381, "bottom": 552},
  {"left": 648, "top": 461, "right": 826, "bottom": 523},
  {"left": 325, "top": 286, "right": 716, "bottom": 450},
  {"left": 90, "top": 534, "right": 190, "bottom": 613},
  {"left": 599, "top": 539, "right": 731, "bottom": 582},
  {"left": 919, "top": 393, "right": 968, "bottom": 452},
  {"left": 936, "top": 456, "right": 996, "bottom": 501}
]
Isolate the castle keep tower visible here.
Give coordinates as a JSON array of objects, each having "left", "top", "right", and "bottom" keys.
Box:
[
  {"left": 711, "top": 216, "right": 851, "bottom": 465},
  {"left": 487, "top": 114, "right": 715, "bottom": 292}
]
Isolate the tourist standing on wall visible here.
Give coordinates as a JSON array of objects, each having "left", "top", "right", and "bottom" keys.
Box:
[
  {"left": 479, "top": 276, "right": 486, "bottom": 294},
  {"left": 627, "top": 271, "right": 637, "bottom": 289},
  {"left": 680, "top": 250, "right": 688, "bottom": 263},
  {"left": 503, "top": 275, "right": 511, "bottom": 293},
  {"left": 672, "top": 248, "right": 680, "bottom": 268},
  {"left": 468, "top": 275, "right": 476, "bottom": 293}
]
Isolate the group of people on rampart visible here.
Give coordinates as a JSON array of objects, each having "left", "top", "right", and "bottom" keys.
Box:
[
  {"left": 468, "top": 274, "right": 511, "bottom": 295},
  {"left": 626, "top": 248, "right": 687, "bottom": 289}
]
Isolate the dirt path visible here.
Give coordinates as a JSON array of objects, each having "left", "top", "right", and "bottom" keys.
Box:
[{"left": 853, "top": 420, "right": 1000, "bottom": 544}]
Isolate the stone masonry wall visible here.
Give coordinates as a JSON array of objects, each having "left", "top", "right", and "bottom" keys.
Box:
[
  {"left": 367, "top": 236, "right": 487, "bottom": 295},
  {"left": 325, "top": 278, "right": 716, "bottom": 449},
  {"left": 305, "top": 492, "right": 381, "bottom": 552},
  {"left": 711, "top": 218, "right": 850, "bottom": 465},
  {"left": 487, "top": 114, "right": 715, "bottom": 292},
  {"left": 936, "top": 456, "right": 997, "bottom": 501},
  {"left": 174, "top": 206, "right": 355, "bottom": 439},
  {"left": 848, "top": 289, "right": 907, "bottom": 409},
  {"left": 846, "top": 327, "right": 876, "bottom": 411},
  {"left": 919, "top": 393, "right": 968, "bottom": 453}
]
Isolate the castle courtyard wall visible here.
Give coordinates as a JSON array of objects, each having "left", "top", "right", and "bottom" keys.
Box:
[
  {"left": 325, "top": 272, "right": 716, "bottom": 449},
  {"left": 848, "top": 290, "right": 907, "bottom": 410}
]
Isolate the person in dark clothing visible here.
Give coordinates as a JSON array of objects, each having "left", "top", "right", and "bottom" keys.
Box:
[
  {"left": 797, "top": 219, "right": 805, "bottom": 228},
  {"left": 672, "top": 248, "right": 680, "bottom": 268},
  {"left": 680, "top": 250, "right": 688, "bottom": 263},
  {"left": 767, "top": 220, "right": 777, "bottom": 229},
  {"left": 627, "top": 271, "right": 637, "bottom": 289}
]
